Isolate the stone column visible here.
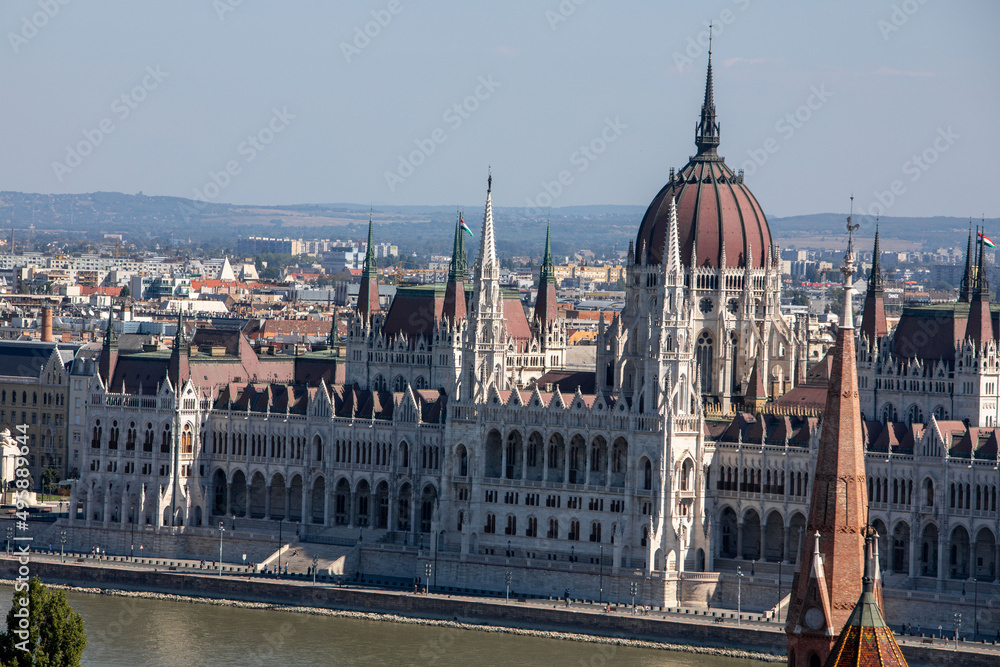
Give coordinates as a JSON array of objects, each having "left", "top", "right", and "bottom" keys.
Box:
[
  {"left": 563, "top": 445, "right": 570, "bottom": 485},
  {"left": 908, "top": 524, "right": 918, "bottom": 578},
  {"left": 970, "top": 538, "right": 977, "bottom": 580},
  {"left": 584, "top": 442, "right": 592, "bottom": 486},
  {"left": 224, "top": 478, "right": 231, "bottom": 516},
  {"left": 285, "top": 485, "right": 292, "bottom": 521},
  {"left": 265, "top": 485, "right": 272, "bottom": 520},
  {"left": 301, "top": 483, "right": 309, "bottom": 529},
  {"left": 783, "top": 524, "right": 792, "bottom": 563},
  {"left": 936, "top": 535, "right": 946, "bottom": 591},
  {"left": 760, "top": 520, "right": 767, "bottom": 563},
  {"left": 520, "top": 442, "right": 527, "bottom": 481},
  {"left": 500, "top": 443, "right": 508, "bottom": 480},
  {"left": 736, "top": 521, "right": 744, "bottom": 560}
]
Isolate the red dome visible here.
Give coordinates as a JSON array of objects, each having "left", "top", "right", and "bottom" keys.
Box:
[
  {"left": 634, "top": 53, "right": 771, "bottom": 270},
  {"left": 635, "top": 157, "right": 771, "bottom": 269}
]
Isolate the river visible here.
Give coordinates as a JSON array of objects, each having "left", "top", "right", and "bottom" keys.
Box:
[{"left": 2, "top": 589, "right": 773, "bottom": 666}]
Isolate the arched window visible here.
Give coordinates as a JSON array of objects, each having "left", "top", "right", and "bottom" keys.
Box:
[
  {"left": 696, "top": 332, "right": 714, "bottom": 393},
  {"left": 643, "top": 459, "right": 652, "bottom": 490}
]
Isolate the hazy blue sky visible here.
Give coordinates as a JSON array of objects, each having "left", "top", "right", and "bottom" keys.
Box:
[{"left": 2, "top": 1, "right": 997, "bottom": 218}]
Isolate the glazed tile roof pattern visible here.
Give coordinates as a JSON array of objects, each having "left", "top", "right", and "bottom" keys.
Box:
[{"left": 825, "top": 591, "right": 908, "bottom": 667}]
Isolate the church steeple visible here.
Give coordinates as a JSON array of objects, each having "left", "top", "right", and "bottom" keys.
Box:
[
  {"left": 694, "top": 33, "right": 720, "bottom": 157},
  {"left": 357, "top": 212, "right": 380, "bottom": 322},
  {"left": 786, "top": 215, "right": 869, "bottom": 666}
]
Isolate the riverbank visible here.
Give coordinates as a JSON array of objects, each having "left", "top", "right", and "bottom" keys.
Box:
[
  {"left": 2, "top": 557, "right": 996, "bottom": 667},
  {"left": 0, "top": 580, "right": 780, "bottom": 663}
]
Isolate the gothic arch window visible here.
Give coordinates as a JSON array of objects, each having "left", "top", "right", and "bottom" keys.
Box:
[
  {"left": 392, "top": 375, "right": 406, "bottom": 392},
  {"left": 696, "top": 331, "right": 714, "bottom": 394},
  {"left": 905, "top": 404, "right": 923, "bottom": 426}
]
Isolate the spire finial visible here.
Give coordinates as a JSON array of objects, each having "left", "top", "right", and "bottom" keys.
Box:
[
  {"left": 694, "top": 32, "right": 720, "bottom": 156},
  {"left": 842, "top": 196, "right": 859, "bottom": 329},
  {"left": 487, "top": 166, "right": 492, "bottom": 194}
]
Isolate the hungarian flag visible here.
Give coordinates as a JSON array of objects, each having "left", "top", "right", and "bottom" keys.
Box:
[
  {"left": 459, "top": 216, "right": 474, "bottom": 237},
  {"left": 979, "top": 231, "right": 996, "bottom": 248}
]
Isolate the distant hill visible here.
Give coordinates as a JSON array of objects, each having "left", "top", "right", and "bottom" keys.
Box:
[{"left": 0, "top": 191, "right": 991, "bottom": 258}]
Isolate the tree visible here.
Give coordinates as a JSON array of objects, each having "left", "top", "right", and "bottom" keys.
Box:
[
  {"left": 41, "top": 467, "right": 60, "bottom": 497},
  {"left": 119, "top": 284, "right": 131, "bottom": 299},
  {"left": 0, "top": 577, "right": 86, "bottom": 666}
]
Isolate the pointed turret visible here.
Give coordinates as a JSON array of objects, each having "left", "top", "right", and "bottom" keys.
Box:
[
  {"left": 825, "top": 531, "right": 908, "bottom": 667},
  {"left": 357, "top": 213, "right": 380, "bottom": 322},
  {"left": 533, "top": 221, "right": 558, "bottom": 328},
  {"left": 966, "top": 227, "right": 993, "bottom": 348},
  {"left": 168, "top": 311, "right": 191, "bottom": 390},
  {"left": 468, "top": 171, "right": 508, "bottom": 393},
  {"left": 786, "top": 218, "right": 869, "bottom": 667},
  {"left": 98, "top": 304, "right": 119, "bottom": 387},
  {"left": 694, "top": 39, "right": 720, "bottom": 156},
  {"left": 959, "top": 225, "right": 974, "bottom": 302},
  {"left": 859, "top": 225, "right": 888, "bottom": 347},
  {"left": 662, "top": 196, "right": 682, "bottom": 277},
  {"left": 443, "top": 212, "right": 468, "bottom": 325}
]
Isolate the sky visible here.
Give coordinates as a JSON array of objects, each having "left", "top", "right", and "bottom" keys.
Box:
[{"left": 1, "top": 0, "right": 997, "bottom": 219}]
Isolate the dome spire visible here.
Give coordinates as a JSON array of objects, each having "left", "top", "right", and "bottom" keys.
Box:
[{"left": 695, "top": 25, "right": 720, "bottom": 157}]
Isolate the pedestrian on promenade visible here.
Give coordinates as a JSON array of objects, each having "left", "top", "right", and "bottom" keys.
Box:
[{"left": 564, "top": 589, "right": 571, "bottom": 607}]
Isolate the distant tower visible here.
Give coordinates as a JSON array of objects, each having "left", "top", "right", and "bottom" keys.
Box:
[
  {"left": 357, "top": 213, "right": 380, "bottom": 322},
  {"left": 98, "top": 305, "right": 119, "bottom": 387},
  {"left": 965, "top": 227, "right": 993, "bottom": 348},
  {"left": 533, "top": 221, "right": 558, "bottom": 329},
  {"left": 443, "top": 212, "right": 468, "bottom": 325},
  {"left": 785, "top": 214, "right": 869, "bottom": 667},
  {"left": 858, "top": 224, "right": 887, "bottom": 348}
]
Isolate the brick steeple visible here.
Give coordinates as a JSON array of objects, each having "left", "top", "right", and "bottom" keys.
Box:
[
  {"left": 859, "top": 225, "right": 887, "bottom": 347},
  {"left": 533, "top": 221, "right": 558, "bottom": 328},
  {"left": 357, "top": 212, "right": 380, "bottom": 322},
  {"left": 785, "top": 215, "right": 869, "bottom": 667}
]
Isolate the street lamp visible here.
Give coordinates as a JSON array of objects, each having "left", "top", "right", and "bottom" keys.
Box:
[
  {"left": 6, "top": 526, "right": 12, "bottom": 556},
  {"left": 973, "top": 577, "right": 979, "bottom": 640},
  {"left": 630, "top": 581, "right": 638, "bottom": 615},
  {"left": 737, "top": 566, "right": 744, "bottom": 626},
  {"left": 507, "top": 539, "right": 511, "bottom": 558},
  {"left": 505, "top": 570, "right": 512, "bottom": 604},
  {"left": 130, "top": 503, "right": 135, "bottom": 560},
  {"left": 424, "top": 562, "right": 432, "bottom": 594},
  {"left": 218, "top": 522, "right": 225, "bottom": 576},
  {"left": 60, "top": 530, "right": 66, "bottom": 563},
  {"left": 312, "top": 556, "right": 318, "bottom": 586},
  {"left": 599, "top": 545, "right": 604, "bottom": 604},
  {"left": 277, "top": 518, "right": 283, "bottom": 575},
  {"left": 777, "top": 560, "right": 783, "bottom": 623}
]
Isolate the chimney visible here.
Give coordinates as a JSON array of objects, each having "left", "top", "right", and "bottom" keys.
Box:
[{"left": 41, "top": 306, "right": 54, "bottom": 343}]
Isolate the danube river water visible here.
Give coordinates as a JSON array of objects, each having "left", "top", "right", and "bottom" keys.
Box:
[{"left": 1, "top": 589, "right": 773, "bottom": 667}]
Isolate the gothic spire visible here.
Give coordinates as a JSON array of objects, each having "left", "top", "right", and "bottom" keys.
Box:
[
  {"left": 357, "top": 211, "right": 380, "bottom": 321},
  {"left": 694, "top": 32, "right": 720, "bottom": 156},
  {"left": 662, "top": 196, "right": 682, "bottom": 276},
  {"left": 966, "top": 225, "right": 994, "bottom": 347},
  {"left": 867, "top": 224, "right": 883, "bottom": 295},
  {"left": 860, "top": 219, "right": 888, "bottom": 346},
  {"left": 448, "top": 211, "right": 469, "bottom": 282},
  {"left": 476, "top": 170, "right": 499, "bottom": 283},
  {"left": 786, "top": 219, "right": 869, "bottom": 666},
  {"left": 959, "top": 223, "right": 974, "bottom": 302},
  {"left": 534, "top": 219, "right": 558, "bottom": 328}
]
